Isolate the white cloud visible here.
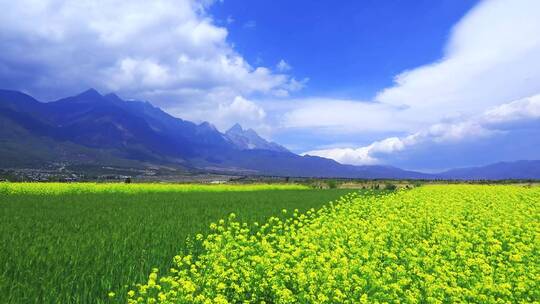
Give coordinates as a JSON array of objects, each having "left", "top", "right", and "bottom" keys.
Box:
[
  {"left": 306, "top": 94, "right": 540, "bottom": 165},
  {"left": 284, "top": 77, "right": 309, "bottom": 92},
  {"left": 482, "top": 94, "right": 540, "bottom": 124},
  {"left": 276, "top": 59, "right": 291, "bottom": 72},
  {"left": 219, "top": 96, "right": 266, "bottom": 122},
  {"left": 170, "top": 95, "right": 268, "bottom": 133},
  {"left": 305, "top": 147, "right": 377, "bottom": 165},
  {"left": 280, "top": 98, "right": 416, "bottom": 133},
  {"left": 304, "top": 137, "right": 406, "bottom": 165},
  {"left": 376, "top": 0, "right": 540, "bottom": 122}
]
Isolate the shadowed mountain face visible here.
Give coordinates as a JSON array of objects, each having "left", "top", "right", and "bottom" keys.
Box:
[
  {"left": 0, "top": 88, "right": 538, "bottom": 179},
  {"left": 0, "top": 89, "right": 229, "bottom": 168}
]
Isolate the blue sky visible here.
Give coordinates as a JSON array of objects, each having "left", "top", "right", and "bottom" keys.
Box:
[
  {"left": 0, "top": 0, "right": 539, "bottom": 171},
  {"left": 211, "top": 0, "right": 477, "bottom": 100}
]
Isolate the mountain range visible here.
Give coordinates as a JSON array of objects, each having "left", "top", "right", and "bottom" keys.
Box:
[{"left": 0, "top": 88, "right": 538, "bottom": 180}]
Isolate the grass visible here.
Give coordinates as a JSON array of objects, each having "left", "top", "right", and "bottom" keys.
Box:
[{"left": 0, "top": 182, "right": 352, "bottom": 303}]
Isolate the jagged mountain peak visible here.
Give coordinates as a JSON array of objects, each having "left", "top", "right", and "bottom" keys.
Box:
[
  {"left": 199, "top": 121, "right": 218, "bottom": 131},
  {"left": 225, "top": 123, "right": 289, "bottom": 153},
  {"left": 76, "top": 88, "right": 102, "bottom": 99},
  {"left": 53, "top": 88, "right": 108, "bottom": 105},
  {"left": 225, "top": 123, "right": 258, "bottom": 136},
  {"left": 227, "top": 123, "right": 243, "bottom": 133}
]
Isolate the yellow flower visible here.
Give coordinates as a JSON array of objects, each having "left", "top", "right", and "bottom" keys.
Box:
[{"left": 119, "top": 185, "right": 539, "bottom": 304}]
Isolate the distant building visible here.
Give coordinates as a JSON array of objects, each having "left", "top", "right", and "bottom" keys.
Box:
[{"left": 210, "top": 180, "right": 226, "bottom": 184}]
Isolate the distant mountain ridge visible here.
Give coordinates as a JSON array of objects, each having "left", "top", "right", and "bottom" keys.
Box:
[
  {"left": 0, "top": 88, "right": 538, "bottom": 180},
  {"left": 438, "top": 160, "right": 540, "bottom": 180}
]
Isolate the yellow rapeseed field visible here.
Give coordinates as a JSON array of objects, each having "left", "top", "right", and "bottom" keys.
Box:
[
  {"left": 123, "top": 185, "right": 539, "bottom": 303},
  {"left": 0, "top": 182, "right": 308, "bottom": 195}
]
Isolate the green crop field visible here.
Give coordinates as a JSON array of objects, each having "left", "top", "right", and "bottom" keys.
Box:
[
  {"left": 0, "top": 182, "right": 352, "bottom": 304},
  {"left": 121, "top": 185, "right": 539, "bottom": 304}
]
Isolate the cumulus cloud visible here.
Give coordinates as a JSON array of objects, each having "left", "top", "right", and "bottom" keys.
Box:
[
  {"left": 0, "top": 0, "right": 300, "bottom": 128},
  {"left": 482, "top": 95, "right": 540, "bottom": 124},
  {"left": 304, "top": 137, "right": 406, "bottom": 165},
  {"left": 165, "top": 95, "right": 269, "bottom": 134},
  {"left": 217, "top": 96, "right": 266, "bottom": 127},
  {"left": 376, "top": 0, "right": 540, "bottom": 121},
  {"left": 276, "top": 60, "right": 291, "bottom": 72},
  {"left": 306, "top": 94, "right": 540, "bottom": 165}
]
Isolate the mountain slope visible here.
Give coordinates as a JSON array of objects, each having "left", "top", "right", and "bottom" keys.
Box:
[
  {"left": 0, "top": 108, "right": 145, "bottom": 169},
  {"left": 3, "top": 89, "right": 238, "bottom": 163}
]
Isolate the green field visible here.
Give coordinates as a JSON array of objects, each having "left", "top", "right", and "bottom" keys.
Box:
[
  {"left": 0, "top": 183, "right": 352, "bottom": 303},
  {"left": 125, "top": 185, "right": 539, "bottom": 304}
]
